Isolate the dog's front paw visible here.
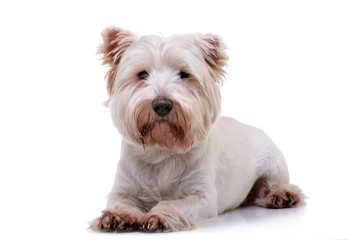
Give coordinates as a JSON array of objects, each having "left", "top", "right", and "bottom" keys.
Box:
[
  {"left": 140, "top": 210, "right": 190, "bottom": 232},
  {"left": 141, "top": 214, "right": 171, "bottom": 232},
  {"left": 91, "top": 208, "right": 143, "bottom": 232}
]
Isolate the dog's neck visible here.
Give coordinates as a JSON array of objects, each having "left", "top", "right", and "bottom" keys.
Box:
[{"left": 121, "top": 137, "right": 209, "bottom": 165}]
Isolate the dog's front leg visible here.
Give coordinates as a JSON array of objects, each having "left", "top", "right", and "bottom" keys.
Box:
[
  {"left": 141, "top": 188, "right": 217, "bottom": 232},
  {"left": 91, "top": 194, "right": 145, "bottom": 232}
]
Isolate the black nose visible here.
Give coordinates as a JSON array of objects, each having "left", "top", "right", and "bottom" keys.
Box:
[{"left": 152, "top": 97, "right": 173, "bottom": 117}]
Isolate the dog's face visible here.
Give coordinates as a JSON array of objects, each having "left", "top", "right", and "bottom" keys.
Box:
[{"left": 99, "top": 27, "right": 228, "bottom": 153}]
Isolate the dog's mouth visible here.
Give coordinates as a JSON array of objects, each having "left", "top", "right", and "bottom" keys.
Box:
[{"left": 139, "top": 119, "right": 185, "bottom": 150}]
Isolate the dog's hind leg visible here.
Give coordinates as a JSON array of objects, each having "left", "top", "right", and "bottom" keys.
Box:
[
  {"left": 255, "top": 182, "right": 305, "bottom": 208},
  {"left": 242, "top": 176, "right": 306, "bottom": 209},
  {"left": 243, "top": 137, "right": 306, "bottom": 208}
]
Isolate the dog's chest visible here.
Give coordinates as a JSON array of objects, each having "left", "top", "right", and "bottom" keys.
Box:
[{"left": 134, "top": 158, "right": 189, "bottom": 200}]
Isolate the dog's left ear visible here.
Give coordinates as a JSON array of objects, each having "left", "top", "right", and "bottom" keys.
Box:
[
  {"left": 196, "top": 34, "right": 229, "bottom": 84},
  {"left": 98, "top": 26, "right": 137, "bottom": 97}
]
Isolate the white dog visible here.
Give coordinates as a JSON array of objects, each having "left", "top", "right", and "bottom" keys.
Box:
[{"left": 91, "top": 26, "right": 305, "bottom": 232}]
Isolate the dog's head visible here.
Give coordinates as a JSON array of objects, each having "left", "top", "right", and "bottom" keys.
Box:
[{"left": 98, "top": 26, "right": 228, "bottom": 153}]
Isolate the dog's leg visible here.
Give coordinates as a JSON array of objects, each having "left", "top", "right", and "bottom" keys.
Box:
[
  {"left": 254, "top": 182, "right": 305, "bottom": 208},
  {"left": 244, "top": 150, "right": 306, "bottom": 208},
  {"left": 140, "top": 190, "right": 217, "bottom": 232},
  {"left": 90, "top": 195, "right": 145, "bottom": 232},
  {"left": 243, "top": 176, "right": 305, "bottom": 208}
]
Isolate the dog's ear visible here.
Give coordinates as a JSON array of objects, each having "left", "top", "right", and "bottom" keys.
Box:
[
  {"left": 98, "top": 26, "right": 137, "bottom": 96},
  {"left": 196, "top": 34, "right": 229, "bottom": 84}
]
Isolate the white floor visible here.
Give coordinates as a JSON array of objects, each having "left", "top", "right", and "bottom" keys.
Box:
[
  {"left": 2, "top": 190, "right": 357, "bottom": 240},
  {"left": 86, "top": 198, "right": 357, "bottom": 240}
]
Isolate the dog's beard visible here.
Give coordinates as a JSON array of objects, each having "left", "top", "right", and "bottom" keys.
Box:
[
  {"left": 136, "top": 103, "right": 188, "bottom": 152},
  {"left": 140, "top": 120, "right": 185, "bottom": 149}
]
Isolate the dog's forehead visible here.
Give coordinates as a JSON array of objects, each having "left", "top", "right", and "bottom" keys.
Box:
[
  {"left": 122, "top": 34, "right": 203, "bottom": 73},
  {"left": 133, "top": 34, "right": 196, "bottom": 53},
  {"left": 164, "top": 34, "right": 196, "bottom": 48}
]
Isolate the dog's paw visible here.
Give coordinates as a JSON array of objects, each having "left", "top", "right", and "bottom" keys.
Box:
[
  {"left": 266, "top": 190, "right": 299, "bottom": 208},
  {"left": 91, "top": 208, "right": 142, "bottom": 232},
  {"left": 141, "top": 214, "right": 171, "bottom": 232},
  {"left": 140, "top": 210, "right": 190, "bottom": 232},
  {"left": 258, "top": 184, "right": 305, "bottom": 209}
]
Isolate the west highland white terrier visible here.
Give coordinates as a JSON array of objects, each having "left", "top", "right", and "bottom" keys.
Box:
[{"left": 91, "top": 26, "right": 305, "bottom": 232}]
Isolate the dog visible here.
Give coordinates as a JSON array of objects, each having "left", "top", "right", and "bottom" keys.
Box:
[{"left": 91, "top": 26, "right": 305, "bottom": 232}]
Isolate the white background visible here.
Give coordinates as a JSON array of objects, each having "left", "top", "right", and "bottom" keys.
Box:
[{"left": 1, "top": 0, "right": 359, "bottom": 239}]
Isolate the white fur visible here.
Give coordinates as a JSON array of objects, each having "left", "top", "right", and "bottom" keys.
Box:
[{"left": 91, "top": 27, "right": 303, "bottom": 232}]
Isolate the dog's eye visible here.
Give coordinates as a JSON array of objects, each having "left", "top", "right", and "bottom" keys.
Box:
[
  {"left": 179, "top": 71, "right": 190, "bottom": 79},
  {"left": 137, "top": 71, "right": 149, "bottom": 80}
]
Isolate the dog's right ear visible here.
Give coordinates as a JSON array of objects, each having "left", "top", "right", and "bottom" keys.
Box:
[{"left": 98, "top": 26, "right": 137, "bottom": 97}]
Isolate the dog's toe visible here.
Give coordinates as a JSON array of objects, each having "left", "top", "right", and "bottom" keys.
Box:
[
  {"left": 91, "top": 209, "right": 139, "bottom": 232},
  {"left": 264, "top": 185, "right": 305, "bottom": 208},
  {"left": 141, "top": 214, "right": 171, "bottom": 232}
]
